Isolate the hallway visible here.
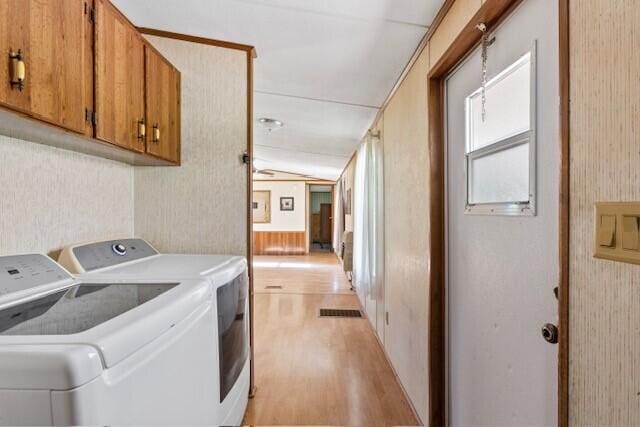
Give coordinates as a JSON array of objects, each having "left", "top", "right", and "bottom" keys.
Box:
[{"left": 243, "top": 253, "right": 418, "bottom": 426}]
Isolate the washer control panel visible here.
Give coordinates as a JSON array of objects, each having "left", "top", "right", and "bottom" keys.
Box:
[
  {"left": 72, "top": 239, "right": 158, "bottom": 272},
  {"left": 0, "top": 254, "right": 71, "bottom": 296}
]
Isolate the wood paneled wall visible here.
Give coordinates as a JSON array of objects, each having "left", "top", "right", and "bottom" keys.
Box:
[
  {"left": 253, "top": 231, "right": 306, "bottom": 255},
  {"left": 569, "top": 1, "right": 640, "bottom": 424}
]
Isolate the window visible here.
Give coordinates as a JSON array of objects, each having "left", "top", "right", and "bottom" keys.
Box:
[{"left": 465, "top": 48, "right": 536, "bottom": 215}]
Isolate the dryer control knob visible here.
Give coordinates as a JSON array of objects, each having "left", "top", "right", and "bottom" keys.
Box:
[{"left": 112, "top": 244, "right": 127, "bottom": 256}]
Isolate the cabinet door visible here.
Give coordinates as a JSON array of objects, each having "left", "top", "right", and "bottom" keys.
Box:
[
  {"left": 145, "top": 45, "right": 181, "bottom": 163},
  {"left": 95, "top": 0, "right": 145, "bottom": 152},
  {"left": 0, "top": 0, "right": 92, "bottom": 135}
]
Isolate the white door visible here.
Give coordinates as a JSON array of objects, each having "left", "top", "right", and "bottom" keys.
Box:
[{"left": 445, "top": 0, "right": 559, "bottom": 425}]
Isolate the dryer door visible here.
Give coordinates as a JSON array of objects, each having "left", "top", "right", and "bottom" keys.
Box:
[{"left": 217, "top": 272, "right": 249, "bottom": 402}]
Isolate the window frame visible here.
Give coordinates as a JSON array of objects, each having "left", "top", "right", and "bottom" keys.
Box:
[{"left": 463, "top": 43, "right": 537, "bottom": 216}]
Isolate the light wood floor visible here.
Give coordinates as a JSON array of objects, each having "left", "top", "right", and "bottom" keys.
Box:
[
  {"left": 253, "top": 253, "right": 354, "bottom": 295},
  {"left": 244, "top": 253, "right": 419, "bottom": 427}
]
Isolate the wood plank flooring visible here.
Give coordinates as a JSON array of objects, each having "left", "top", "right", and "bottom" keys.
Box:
[
  {"left": 253, "top": 253, "right": 354, "bottom": 295},
  {"left": 244, "top": 253, "right": 419, "bottom": 427}
]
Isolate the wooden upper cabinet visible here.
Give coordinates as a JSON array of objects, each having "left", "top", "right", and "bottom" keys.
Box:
[
  {"left": 0, "top": 0, "right": 93, "bottom": 135},
  {"left": 145, "top": 45, "right": 181, "bottom": 163},
  {"left": 0, "top": 0, "right": 181, "bottom": 164},
  {"left": 95, "top": 0, "right": 146, "bottom": 153}
]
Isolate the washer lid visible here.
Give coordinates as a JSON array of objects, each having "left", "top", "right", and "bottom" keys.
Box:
[
  {"left": 0, "top": 278, "right": 212, "bottom": 369},
  {"left": 0, "top": 283, "right": 178, "bottom": 336}
]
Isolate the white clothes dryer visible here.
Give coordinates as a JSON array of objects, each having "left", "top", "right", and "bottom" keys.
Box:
[
  {"left": 57, "top": 238, "right": 250, "bottom": 426},
  {"left": 0, "top": 253, "right": 220, "bottom": 426}
]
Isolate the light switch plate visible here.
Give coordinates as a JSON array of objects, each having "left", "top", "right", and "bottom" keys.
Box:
[{"left": 594, "top": 202, "right": 640, "bottom": 265}]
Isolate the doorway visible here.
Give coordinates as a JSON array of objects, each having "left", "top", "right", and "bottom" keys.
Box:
[
  {"left": 309, "top": 185, "right": 334, "bottom": 252},
  {"left": 444, "top": 0, "right": 559, "bottom": 425}
]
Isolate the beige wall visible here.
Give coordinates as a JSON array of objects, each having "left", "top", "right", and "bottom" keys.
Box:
[
  {"left": 0, "top": 135, "right": 134, "bottom": 257},
  {"left": 569, "top": 1, "right": 640, "bottom": 424},
  {"left": 253, "top": 181, "right": 306, "bottom": 232},
  {"left": 135, "top": 36, "right": 248, "bottom": 256},
  {"left": 381, "top": 46, "right": 431, "bottom": 422}
]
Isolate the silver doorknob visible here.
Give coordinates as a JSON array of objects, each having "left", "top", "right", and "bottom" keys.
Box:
[{"left": 541, "top": 323, "right": 558, "bottom": 344}]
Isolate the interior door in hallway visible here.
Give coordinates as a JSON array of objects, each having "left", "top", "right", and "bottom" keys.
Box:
[
  {"left": 320, "top": 203, "right": 332, "bottom": 247},
  {"left": 445, "top": 0, "right": 559, "bottom": 425}
]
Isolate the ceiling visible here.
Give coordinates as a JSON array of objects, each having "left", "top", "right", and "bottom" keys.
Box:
[{"left": 113, "top": 0, "right": 445, "bottom": 181}]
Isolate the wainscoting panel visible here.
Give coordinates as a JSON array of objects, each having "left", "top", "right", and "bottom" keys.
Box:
[{"left": 254, "top": 231, "right": 306, "bottom": 255}]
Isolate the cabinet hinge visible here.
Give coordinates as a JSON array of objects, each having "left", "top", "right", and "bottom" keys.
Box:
[
  {"left": 85, "top": 2, "right": 96, "bottom": 23},
  {"left": 85, "top": 108, "right": 98, "bottom": 126}
]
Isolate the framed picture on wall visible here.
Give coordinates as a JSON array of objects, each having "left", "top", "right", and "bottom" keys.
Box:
[
  {"left": 280, "top": 197, "right": 294, "bottom": 211},
  {"left": 253, "top": 190, "right": 271, "bottom": 223}
]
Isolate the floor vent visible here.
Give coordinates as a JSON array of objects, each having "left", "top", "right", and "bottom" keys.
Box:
[
  {"left": 319, "top": 308, "right": 363, "bottom": 318},
  {"left": 265, "top": 285, "right": 283, "bottom": 289}
]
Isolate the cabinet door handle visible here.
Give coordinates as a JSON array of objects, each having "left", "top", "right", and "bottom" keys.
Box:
[
  {"left": 9, "top": 49, "right": 25, "bottom": 91},
  {"left": 153, "top": 124, "right": 160, "bottom": 143},
  {"left": 137, "top": 118, "right": 146, "bottom": 141}
]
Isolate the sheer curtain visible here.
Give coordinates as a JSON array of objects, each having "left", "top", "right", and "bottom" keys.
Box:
[{"left": 352, "top": 133, "right": 384, "bottom": 301}]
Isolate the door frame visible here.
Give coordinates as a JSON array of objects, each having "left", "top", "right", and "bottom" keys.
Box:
[
  {"left": 308, "top": 185, "right": 335, "bottom": 252},
  {"left": 137, "top": 28, "right": 258, "bottom": 397},
  {"left": 425, "top": 1, "right": 570, "bottom": 426}
]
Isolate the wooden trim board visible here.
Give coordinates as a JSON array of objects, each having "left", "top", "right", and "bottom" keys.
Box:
[
  {"left": 137, "top": 27, "right": 257, "bottom": 58},
  {"left": 558, "top": 0, "right": 570, "bottom": 425},
  {"left": 246, "top": 50, "right": 256, "bottom": 397},
  {"left": 426, "top": 74, "right": 446, "bottom": 427},
  {"left": 254, "top": 178, "right": 335, "bottom": 184},
  {"left": 307, "top": 184, "right": 311, "bottom": 254}
]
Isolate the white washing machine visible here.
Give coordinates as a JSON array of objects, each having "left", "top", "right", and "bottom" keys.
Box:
[
  {"left": 0, "top": 253, "right": 219, "bottom": 426},
  {"left": 57, "top": 238, "right": 250, "bottom": 426}
]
